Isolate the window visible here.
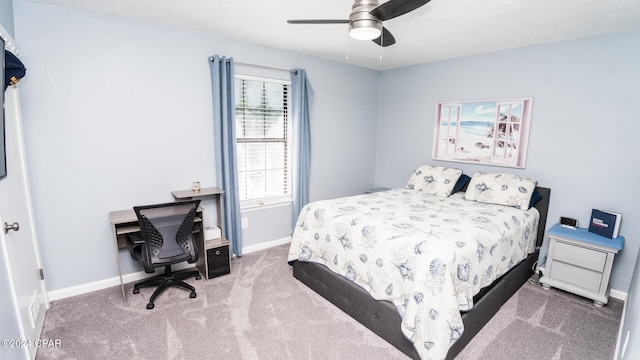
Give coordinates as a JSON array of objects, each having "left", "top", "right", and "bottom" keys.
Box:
[
  {"left": 432, "top": 98, "right": 533, "bottom": 168},
  {"left": 234, "top": 75, "right": 291, "bottom": 208}
]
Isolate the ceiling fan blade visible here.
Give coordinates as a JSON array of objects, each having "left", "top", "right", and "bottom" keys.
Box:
[
  {"left": 370, "top": 0, "right": 430, "bottom": 22},
  {"left": 372, "top": 27, "right": 396, "bottom": 47},
  {"left": 287, "top": 19, "right": 350, "bottom": 24}
]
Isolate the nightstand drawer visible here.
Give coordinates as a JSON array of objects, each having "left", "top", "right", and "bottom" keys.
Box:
[
  {"left": 549, "top": 261, "right": 603, "bottom": 293},
  {"left": 553, "top": 241, "right": 607, "bottom": 272}
]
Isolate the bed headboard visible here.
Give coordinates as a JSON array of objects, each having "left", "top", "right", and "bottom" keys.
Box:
[{"left": 532, "top": 186, "right": 551, "bottom": 248}]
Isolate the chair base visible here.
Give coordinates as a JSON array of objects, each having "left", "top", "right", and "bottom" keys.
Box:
[{"left": 132, "top": 265, "right": 201, "bottom": 309}]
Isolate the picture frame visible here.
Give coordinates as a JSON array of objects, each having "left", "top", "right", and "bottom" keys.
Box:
[{"left": 432, "top": 97, "right": 533, "bottom": 169}]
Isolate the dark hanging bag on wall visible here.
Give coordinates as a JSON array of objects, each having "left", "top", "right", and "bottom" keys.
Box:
[{"left": 4, "top": 50, "right": 26, "bottom": 90}]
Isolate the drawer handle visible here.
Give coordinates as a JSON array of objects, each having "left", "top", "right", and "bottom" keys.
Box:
[{"left": 215, "top": 250, "right": 221, "bottom": 256}]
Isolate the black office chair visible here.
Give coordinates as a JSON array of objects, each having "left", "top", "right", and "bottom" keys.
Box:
[{"left": 127, "top": 200, "right": 202, "bottom": 309}]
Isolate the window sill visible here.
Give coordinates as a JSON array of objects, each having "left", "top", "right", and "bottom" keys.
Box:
[{"left": 240, "top": 199, "right": 292, "bottom": 213}]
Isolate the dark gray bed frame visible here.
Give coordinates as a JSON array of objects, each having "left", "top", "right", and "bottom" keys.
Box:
[{"left": 291, "top": 186, "right": 550, "bottom": 359}]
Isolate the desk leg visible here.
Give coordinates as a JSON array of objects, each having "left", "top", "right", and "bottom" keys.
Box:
[
  {"left": 195, "top": 218, "right": 206, "bottom": 279},
  {"left": 111, "top": 225, "right": 126, "bottom": 301},
  {"left": 116, "top": 258, "right": 126, "bottom": 302}
]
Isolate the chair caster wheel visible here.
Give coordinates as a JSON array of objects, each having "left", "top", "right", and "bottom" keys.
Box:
[
  {"left": 190, "top": 292, "right": 197, "bottom": 299},
  {"left": 146, "top": 303, "right": 154, "bottom": 310},
  {"left": 133, "top": 288, "right": 140, "bottom": 294},
  {"left": 195, "top": 274, "right": 202, "bottom": 280}
]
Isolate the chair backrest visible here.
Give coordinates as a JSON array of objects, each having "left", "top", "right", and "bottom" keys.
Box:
[{"left": 133, "top": 200, "right": 201, "bottom": 267}]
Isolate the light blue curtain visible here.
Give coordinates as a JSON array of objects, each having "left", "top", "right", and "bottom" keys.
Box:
[
  {"left": 290, "top": 69, "right": 314, "bottom": 230},
  {"left": 209, "top": 55, "right": 243, "bottom": 256}
]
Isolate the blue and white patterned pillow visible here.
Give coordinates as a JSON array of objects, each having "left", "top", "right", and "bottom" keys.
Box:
[
  {"left": 405, "top": 165, "right": 463, "bottom": 197},
  {"left": 464, "top": 172, "right": 537, "bottom": 209}
]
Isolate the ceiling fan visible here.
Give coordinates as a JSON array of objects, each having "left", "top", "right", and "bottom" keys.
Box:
[{"left": 287, "top": 0, "right": 430, "bottom": 47}]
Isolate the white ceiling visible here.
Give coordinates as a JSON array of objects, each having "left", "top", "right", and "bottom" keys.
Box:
[{"left": 25, "top": 0, "right": 640, "bottom": 70}]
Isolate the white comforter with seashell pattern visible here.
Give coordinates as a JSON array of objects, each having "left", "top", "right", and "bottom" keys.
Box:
[{"left": 288, "top": 188, "right": 539, "bottom": 360}]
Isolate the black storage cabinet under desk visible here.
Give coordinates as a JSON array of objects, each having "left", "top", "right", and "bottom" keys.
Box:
[{"left": 205, "top": 239, "right": 230, "bottom": 279}]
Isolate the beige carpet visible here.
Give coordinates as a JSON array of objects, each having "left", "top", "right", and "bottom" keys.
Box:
[
  {"left": 36, "top": 244, "right": 622, "bottom": 360},
  {"left": 456, "top": 276, "right": 623, "bottom": 360},
  {"left": 36, "top": 244, "right": 406, "bottom": 360}
]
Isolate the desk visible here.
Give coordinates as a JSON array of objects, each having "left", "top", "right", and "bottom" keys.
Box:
[{"left": 108, "top": 207, "right": 205, "bottom": 301}]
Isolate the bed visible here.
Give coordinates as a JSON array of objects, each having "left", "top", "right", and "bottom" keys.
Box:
[{"left": 288, "top": 167, "right": 550, "bottom": 360}]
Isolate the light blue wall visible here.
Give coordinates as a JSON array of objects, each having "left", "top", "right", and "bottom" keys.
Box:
[
  {"left": 13, "top": 0, "right": 379, "bottom": 292},
  {"left": 0, "top": 0, "right": 13, "bottom": 36},
  {"left": 375, "top": 31, "right": 640, "bottom": 293}
]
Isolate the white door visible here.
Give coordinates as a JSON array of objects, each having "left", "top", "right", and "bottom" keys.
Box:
[{"left": 0, "top": 86, "right": 48, "bottom": 360}]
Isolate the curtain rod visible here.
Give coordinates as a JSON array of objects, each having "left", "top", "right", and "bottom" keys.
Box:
[{"left": 233, "top": 60, "right": 298, "bottom": 75}]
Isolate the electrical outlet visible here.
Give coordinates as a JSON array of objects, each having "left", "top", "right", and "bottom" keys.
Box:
[{"left": 241, "top": 217, "right": 249, "bottom": 229}]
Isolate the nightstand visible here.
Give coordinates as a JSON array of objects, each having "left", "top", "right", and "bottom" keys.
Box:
[{"left": 540, "top": 223, "right": 624, "bottom": 307}]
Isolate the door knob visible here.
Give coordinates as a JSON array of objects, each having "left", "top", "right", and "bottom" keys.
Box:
[{"left": 4, "top": 222, "right": 19, "bottom": 234}]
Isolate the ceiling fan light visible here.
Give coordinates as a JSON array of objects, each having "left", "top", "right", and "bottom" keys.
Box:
[{"left": 349, "top": 20, "right": 382, "bottom": 40}]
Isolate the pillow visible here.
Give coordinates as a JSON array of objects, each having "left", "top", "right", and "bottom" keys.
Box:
[
  {"left": 405, "top": 165, "right": 463, "bottom": 196},
  {"left": 528, "top": 189, "right": 543, "bottom": 209},
  {"left": 464, "top": 172, "right": 538, "bottom": 209},
  {"left": 451, "top": 174, "right": 471, "bottom": 193}
]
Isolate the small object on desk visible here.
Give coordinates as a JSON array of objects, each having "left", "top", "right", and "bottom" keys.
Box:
[
  {"left": 192, "top": 181, "right": 201, "bottom": 192},
  {"left": 204, "top": 225, "right": 221, "bottom": 241}
]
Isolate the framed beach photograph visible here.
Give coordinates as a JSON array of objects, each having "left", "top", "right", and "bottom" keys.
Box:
[{"left": 432, "top": 98, "right": 533, "bottom": 169}]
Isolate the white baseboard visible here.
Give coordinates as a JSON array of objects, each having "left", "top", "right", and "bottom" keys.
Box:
[
  {"left": 610, "top": 288, "right": 628, "bottom": 302},
  {"left": 47, "top": 237, "right": 292, "bottom": 301},
  {"left": 47, "top": 262, "right": 192, "bottom": 301},
  {"left": 241, "top": 236, "right": 291, "bottom": 255}
]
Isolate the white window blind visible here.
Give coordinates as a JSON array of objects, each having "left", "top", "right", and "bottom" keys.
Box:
[{"left": 234, "top": 75, "right": 291, "bottom": 208}]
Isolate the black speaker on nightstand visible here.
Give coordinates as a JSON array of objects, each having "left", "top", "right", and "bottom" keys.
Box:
[{"left": 559, "top": 216, "right": 578, "bottom": 229}]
